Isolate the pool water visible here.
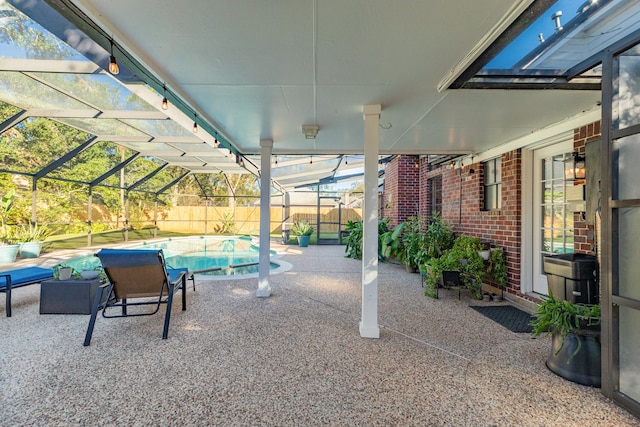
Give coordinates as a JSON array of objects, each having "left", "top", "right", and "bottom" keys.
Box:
[{"left": 67, "top": 236, "right": 277, "bottom": 276}]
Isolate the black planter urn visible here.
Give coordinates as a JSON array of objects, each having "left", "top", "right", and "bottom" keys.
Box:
[{"left": 546, "top": 326, "right": 601, "bottom": 387}]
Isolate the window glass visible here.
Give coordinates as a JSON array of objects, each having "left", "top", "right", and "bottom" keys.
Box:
[{"left": 483, "top": 157, "right": 502, "bottom": 210}]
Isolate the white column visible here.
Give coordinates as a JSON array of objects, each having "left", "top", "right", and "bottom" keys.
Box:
[
  {"left": 257, "top": 139, "right": 273, "bottom": 297},
  {"left": 360, "top": 104, "right": 381, "bottom": 338}
]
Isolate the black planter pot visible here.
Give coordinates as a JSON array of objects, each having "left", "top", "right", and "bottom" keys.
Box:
[{"left": 546, "top": 327, "right": 601, "bottom": 387}]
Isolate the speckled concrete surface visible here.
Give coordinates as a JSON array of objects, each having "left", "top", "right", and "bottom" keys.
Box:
[{"left": 1, "top": 242, "right": 638, "bottom": 426}]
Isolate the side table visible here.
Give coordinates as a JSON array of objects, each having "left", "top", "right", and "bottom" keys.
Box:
[{"left": 40, "top": 278, "right": 106, "bottom": 315}]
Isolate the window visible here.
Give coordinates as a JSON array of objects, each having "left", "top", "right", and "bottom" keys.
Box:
[
  {"left": 484, "top": 157, "right": 502, "bottom": 210},
  {"left": 428, "top": 176, "right": 442, "bottom": 217}
]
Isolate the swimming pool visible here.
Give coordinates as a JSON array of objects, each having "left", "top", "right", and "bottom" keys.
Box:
[{"left": 66, "top": 236, "right": 282, "bottom": 276}]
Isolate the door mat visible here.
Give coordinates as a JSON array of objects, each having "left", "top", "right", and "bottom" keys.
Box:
[{"left": 470, "top": 305, "right": 534, "bottom": 333}]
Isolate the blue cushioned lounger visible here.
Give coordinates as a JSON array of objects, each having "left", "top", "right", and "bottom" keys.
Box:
[{"left": 0, "top": 267, "right": 54, "bottom": 317}]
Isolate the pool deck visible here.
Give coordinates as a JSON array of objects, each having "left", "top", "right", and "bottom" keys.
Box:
[{"left": 1, "top": 241, "right": 638, "bottom": 426}]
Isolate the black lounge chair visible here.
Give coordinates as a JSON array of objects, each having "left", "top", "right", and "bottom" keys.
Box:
[
  {"left": 0, "top": 267, "right": 54, "bottom": 317},
  {"left": 84, "top": 248, "right": 188, "bottom": 346}
]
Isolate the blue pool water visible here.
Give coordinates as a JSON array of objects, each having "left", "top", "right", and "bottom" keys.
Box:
[{"left": 67, "top": 236, "right": 277, "bottom": 276}]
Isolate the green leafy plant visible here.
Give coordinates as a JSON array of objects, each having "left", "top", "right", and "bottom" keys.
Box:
[
  {"left": 401, "top": 215, "right": 426, "bottom": 270},
  {"left": 1, "top": 190, "right": 15, "bottom": 244},
  {"left": 424, "top": 212, "right": 455, "bottom": 258},
  {"left": 343, "top": 219, "right": 363, "bottom": 259},
  {"left": 13, "top": 223, "right": 51, "bottom": 242},
  {"left": 380, "top": 221, "right": 406, "bottom": 261},
  {"left": 423, "top": 234, "right": 485, "bottom": 299},
  {"left": 530, "top": 291, "right": 601, "bottom": 363},
  {"left": 214, "top": 212, "right": 236, "bottom": 234},
  {"left": 291, "top": 220, "right": 314, "bottom": 236},
  {"left": 487, "top": 247, "right": 507, "bottom": 288}
]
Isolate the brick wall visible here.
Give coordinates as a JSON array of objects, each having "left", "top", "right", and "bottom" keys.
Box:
[
  {"left": 573, "top": 121, "right": 601, "bottom": 255},
  {"left": 384, "top": 120, "right": 601, "bottom": 301},
  {"left": 382, "top": 155, "right": 421, "bottom": 226},
  {"left": 423, "top": 152, "right": 523, "bottom": 296}
]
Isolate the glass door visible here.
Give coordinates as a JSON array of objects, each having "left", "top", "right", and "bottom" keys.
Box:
[
  {"left": 532, "top": 143, "right": 574, "bottom": 295},
  {"left": 603, "top": 41, "right": 640, "bottom": 413},
  {"left": 316, "top": 191, "right": 342, "bottom": 245}
]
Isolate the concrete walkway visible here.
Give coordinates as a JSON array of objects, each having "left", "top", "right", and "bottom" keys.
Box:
[{"left": 1, "top": 242, "right": 638, "bottom": 426}]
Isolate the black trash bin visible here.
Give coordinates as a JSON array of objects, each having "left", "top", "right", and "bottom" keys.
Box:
[{"left": 543, "top": 253, "right": 598, "bottom": 304}]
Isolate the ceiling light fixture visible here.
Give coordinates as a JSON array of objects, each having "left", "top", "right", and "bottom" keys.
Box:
[
  {"left": 345, "top": 156, "right": 348, "bottom": 166},
  {"left": 108, "top": 39, "right": 119, "bottom": 75},
  {"left": 192, "top": 114, "right": 198, "bottom": 133},
  {"left": 309, "top": 155, "right": 313, "bottom": 165},
  {"left": 213, "top": 132, "right": 219, "bottom": 148},
  {"left": 274, "top": 155, "right": 278, "bottom": 167},
  {"left": 302, "top": 125, "right": 319, "bottom": 140},
  {"left": 161, "top": 85, "right": 169, "bottom": 110}
]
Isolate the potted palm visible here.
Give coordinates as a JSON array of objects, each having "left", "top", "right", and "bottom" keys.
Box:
[
  {"left": 16, "top": 223, "right": 50, "bottom": 258},
  {"left": 291, "top": 220, "right": 314, "bottom": 247}
]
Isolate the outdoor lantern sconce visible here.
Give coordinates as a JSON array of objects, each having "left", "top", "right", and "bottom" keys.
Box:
[{"left": 565, "top": 152, "right": 586, "bottom": 181}]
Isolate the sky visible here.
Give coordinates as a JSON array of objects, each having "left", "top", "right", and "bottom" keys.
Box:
[{"left": 486, "top": 0, "right": 587, "bottom": 68}]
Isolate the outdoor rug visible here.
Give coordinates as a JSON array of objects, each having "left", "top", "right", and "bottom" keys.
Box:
[{"left": 470, "top": 305, "right": 534, "bottom": 333}]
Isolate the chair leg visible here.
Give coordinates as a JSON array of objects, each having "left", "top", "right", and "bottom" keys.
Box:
[
  {"left": 84, "top": 286, "right": 106, "bottom": 346},
  {"left": 162, "top": 283, "right": 175, "bottom": 340},
  {"left": 181, "top": 275, "right": 187, "bottom": 311},
  {"left": 5, "top": 285, "right": 11, "bottom": 317}
]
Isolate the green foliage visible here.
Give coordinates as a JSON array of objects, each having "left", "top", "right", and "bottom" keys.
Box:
[
  {"left": 380, "top": 221, "right": 405, "bottom": 260},
  {"left": 343, "top": 219, "right": 363, "bottom": 259},
  {"left": 291, "top": 220, "right": 314, "bottom": 236},
  {"left": 423, "top": 234, "right": 485, "bottom": 299},
  {"left": 530, "top": 291, "right": 601, "bottom": 362},
  {"left": 401, "top": 215, "right": 426, "bottom": 269},
  {"left": 425, "top": 212, "right": 455, "bottom": 258},
  {"left": 13, "top": 223, "right": 51, "bottom": 242},
  {"left": 1, "top": 190, "right": 15, "bottom": 242},
  {"left": 214, "top": 212, "right": 236, "bottom": 234},
  {"left": 488, "top": 247, "right": 508, "bottom": 287}
]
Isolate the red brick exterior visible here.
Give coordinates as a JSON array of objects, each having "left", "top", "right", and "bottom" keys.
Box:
[
  {"left": 573, "top": 121, "right": 601, "bottom": 256},
  {"left": 419, "top": 152, "right": 523, "bottom": 296},
  {"left": 381, "top": 155, "right": 421, "bottom": 226},
  {"left": 383, "top": 121, "right": 601, "bottom": 303}
]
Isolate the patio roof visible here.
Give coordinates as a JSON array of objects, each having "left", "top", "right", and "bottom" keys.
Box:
[{"left": 3, "top": 0, "right": 634, "bottom": 189}]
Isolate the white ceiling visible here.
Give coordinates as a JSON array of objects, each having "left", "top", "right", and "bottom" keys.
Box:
[{"left": 69, "top": 0, "right": 601, "bottom": 157}]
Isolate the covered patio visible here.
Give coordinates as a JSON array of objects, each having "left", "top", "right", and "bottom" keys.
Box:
[{"left": 1, "top": 243, "right": 637, "bottom": 425}]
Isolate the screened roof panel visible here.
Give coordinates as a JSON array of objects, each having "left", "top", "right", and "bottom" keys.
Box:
[
  {"left": 121, "top": 118, "right": 195, "bottom": 137},
  {"left": 477, "top": 0, "right": 638, "bottom": 84},
  {"left": 55, "top": 117, "right": 150, "bottom": 138},
  {"left": 31, "top": 72, "right": 157, "bottom": 111},
  {"left": 46, "top": 140, "right": 124, "bottom": 182},
  {"left": 133, "top": 165, "right": 187, "bottom": 192},
  {"left": 0, "top": 1, "right": 85, "bottom": 61},
  {"left": 0, "top": 116, "right": 92, "bottom": 174},
  {"left": 0, "top": 71, "right": 96, "bottom": 110},
  {"left": 122, "top": 141, "right": 184, "bottom": 156}
]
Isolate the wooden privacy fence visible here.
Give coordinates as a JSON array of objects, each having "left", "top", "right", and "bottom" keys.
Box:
[{"left": 156, "top": 206, "right": 363, "bottom": 234}]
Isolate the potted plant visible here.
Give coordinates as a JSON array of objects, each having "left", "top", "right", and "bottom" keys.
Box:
[
  {"left": 291, "top": 220, "right": 314, "bottom": 247},
  {"left": 423, "top": 234, "right": 486, "bottom": 299},
  {"left": 15, "top": 223, "right": 51, "bottom": 258},
  {"left": 54, "top": 263, "right": 75, "bottom": 281},
  {"left": 530, "top": 291, "right": 601, "bottom": 387},
  {"left": 424, "top": 212, "right": 455, "bottom": 259},
  {"left": 0, "top": 190, "right": 19, "bottom": 264}
]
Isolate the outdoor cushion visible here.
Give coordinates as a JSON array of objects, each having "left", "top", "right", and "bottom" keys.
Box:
[{"left": 0, "top": 266, "right": 55, "bottom": 317}]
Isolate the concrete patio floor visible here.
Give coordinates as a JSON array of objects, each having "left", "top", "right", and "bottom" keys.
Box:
[{"left": 1, "top": 242, "right": 638, "bottom": 426}]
